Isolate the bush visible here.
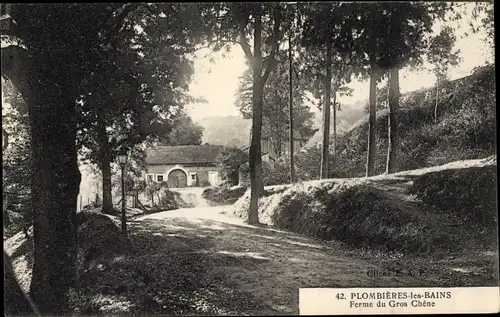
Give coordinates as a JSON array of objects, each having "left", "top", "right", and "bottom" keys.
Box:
[
  {"left": 409, "top": 165, "right": 497, "bottom": 232},
  {"left": 202, "top": 181, "right": 247, "bottom": 205},
  {"left": 76, "top": 211, "right": 130, "bottom": 270},
  {"left": 231, "top": 180, "right": 459, "bottom": 254},
  {"left": 260, "top": 148, "right": 346, "bottom": 186},
  {"left": 217, "top": 147, "right": 248, "bottom": 185}
]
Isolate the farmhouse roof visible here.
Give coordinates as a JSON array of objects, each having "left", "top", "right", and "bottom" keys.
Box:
[{"left": 146, "top": 145, "right": 224, "bottom": 165}]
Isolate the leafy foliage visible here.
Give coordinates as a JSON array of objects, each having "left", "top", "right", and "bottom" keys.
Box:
[
  {"left": 298, "top": 3, "right": 363, "bottom": 95},
  {"left": 2, "top": 80, "right": 31, "bottom": 196},
  {"left": 164, "top": 111, "right": 204, "bottom": 146},
  {"left": 75, "top": 4, "right": 205, "bottom": 171},
  {"left": 470, "top": 2, "right": 494, "bottom": 56},
  {"left": 216, "top": 147, "right": 248, "bottom": 185},
  {"left": 427, "top": 26, "right": 461, "bottom": 81},
  {"left": 235, "top": 53, "right": 317, "bottom": 153},
  {"left": 143, "top": 181, "right": 169, "bottom": 207},
  {"left": 2, "top": 80, "right": 32, "bottom": 235},
  {"left": 259, "top": 66, "right": 495, "bottom": 183}
]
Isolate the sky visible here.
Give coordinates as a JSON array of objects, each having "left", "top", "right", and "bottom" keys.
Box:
[{"left": 185, "top": 4, "right": 493, "bottom": 121}]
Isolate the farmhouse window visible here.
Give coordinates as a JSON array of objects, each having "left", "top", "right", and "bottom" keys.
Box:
[
  {"left": 156, "top": 175, "right": 164, "bottom": 182},
  {"left": 146, "top": 174, "right": 154, "bottom": 183}
]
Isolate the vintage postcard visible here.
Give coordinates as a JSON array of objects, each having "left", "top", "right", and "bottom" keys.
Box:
[{"left": 3, "top": 2, "right": 498, "bottom": 316}]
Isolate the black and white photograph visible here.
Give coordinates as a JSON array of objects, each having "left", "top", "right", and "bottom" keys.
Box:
[{"left": 2, "top": 2, "right": 498, "bottom": 316}]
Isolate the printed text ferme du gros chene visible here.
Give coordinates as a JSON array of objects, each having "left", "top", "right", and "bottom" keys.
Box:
[{"left": 334, "top": 290, "right": 452, "bottom": 308}]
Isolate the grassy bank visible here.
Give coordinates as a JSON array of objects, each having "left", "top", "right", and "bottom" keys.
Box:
[
  {"left": 334, "top": 66, "right": 496, "bottom": 178},
  {"left": 230, "top": 156, "right": 497, "bottom": 255}
]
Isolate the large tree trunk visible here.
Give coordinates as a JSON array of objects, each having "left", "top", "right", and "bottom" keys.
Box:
[
  {"left": 248, "top": 4, "right": 263, "bottom": 225},
  {"left": 2, "top": 46, "right": 80, "bottom": 314},
  {"left": 99, "top": 123, "right": 113, "bottom": 214},
  {"left": 101, "top": 154, "right": 113, "bottom": 214},
  {"left": 366, "top": 64, "right": 379, "bottom": 177},
  {"left": 28, "top": 85, "right": 81, "bottom": 314},
  {"left": 288, "top": 32, "right": 295, "bottom": 184},
  {"left": 320, "top": 40, "right": 332, "bottom": 179},
  {"left": 386, "top": 67, "right": 400, "bottom": 174}
]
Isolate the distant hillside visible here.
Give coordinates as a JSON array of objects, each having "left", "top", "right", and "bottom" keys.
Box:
[
  {"left": 196, "top": 116, "right": 251, "bottom": 148},
  {"left": 197, "top": 103, "right": 366, "bottom": 150},
  {"left": 306, "top": 99, "right": 368, "bottom": 148},
  {"left": 333, "top": 65, "right": 496, "bottom": 177}
]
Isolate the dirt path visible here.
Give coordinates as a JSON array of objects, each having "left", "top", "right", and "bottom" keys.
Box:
[{"left": 135, "top": 206, "right": 423, "bottom": 315}]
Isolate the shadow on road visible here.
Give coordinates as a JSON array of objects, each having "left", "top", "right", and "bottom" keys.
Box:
[{"left": 106, "top": 213, "right": 425, "bottom": 316}]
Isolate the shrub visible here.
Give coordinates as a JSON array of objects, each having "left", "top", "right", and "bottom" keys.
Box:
[
  {"left": 409, "top": 165, "right": 497, "bottom": 232},
  {"left": 76, "top": 211, "right": 130, "bottom": 270},
  {"left": 202, "top": 181, "right": 247, "bottom": 205},
  {"left": 156, "top": 189, "right": 180, "bottom": 210},
  {"left": 217, "top": 147, "right": 248, "bottom": 185},
  {"left": 260, "top": 148, "right": 346, "bottom": 186},
  {"left": 231, "top": 180, "right": 462, "bottom": 254}
]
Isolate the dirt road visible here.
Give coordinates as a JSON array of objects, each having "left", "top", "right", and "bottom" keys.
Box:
[{"left": 135, "top": 206, "right": 423, "bottom": 315}]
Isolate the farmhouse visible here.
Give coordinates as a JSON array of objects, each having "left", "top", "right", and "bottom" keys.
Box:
[{"left": 145, "top": 145, "right": 224, "bottom": 188}]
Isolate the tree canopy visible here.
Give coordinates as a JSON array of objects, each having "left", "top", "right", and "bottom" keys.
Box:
[{"left": 165, "top": 111, "right": 205, "bottom": 146}]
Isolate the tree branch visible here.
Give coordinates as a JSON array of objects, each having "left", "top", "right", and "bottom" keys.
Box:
[{"left": 238, "top": 20, "right": 253, "bottom": 60}]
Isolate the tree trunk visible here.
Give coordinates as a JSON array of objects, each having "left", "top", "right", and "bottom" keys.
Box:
[
  {"left": 3, "top": 49, "right": 80, "bottom": 312},
  {"left": 332, "top": 90, "right": 337, "bottom": 168},
  {"left": 121, "top": 167, "right": 127, "bottom": 235},
  {"left": 320, "top": 40, "right": 332, "bottom": 179},
  {"left": 248, "top": 4, "right": 263, "bottom": 225},
  {"left": 101, "top": 156, "right": 113, "bottom": 214},
  {"left": 366, "top": 64, "right": 379, "bottom": 177},
  {"left": 28, "top": 88, "right": 81, "bottom": 314},
  {"left": 386, "top": 67, "right": 400, "bottom": 174},
  {"left": 276, "top": 135, "right": 282, "bottom": 157},
  {"left": 434, "top": 76, "right": 439, "bottom": 123},
  {"left": 98, "top": 122, "right": 113, "bottom": 214},
  {"left": 288, "top": 32, "right": 295, "bottom": 184}
]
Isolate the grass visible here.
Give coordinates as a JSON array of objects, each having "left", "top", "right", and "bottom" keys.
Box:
[
  {"left": 332, "top": 65, "right": 496, "bottom": 178},
  {"left": 230, "top": 156, "right": 498, "bottom": 257}
]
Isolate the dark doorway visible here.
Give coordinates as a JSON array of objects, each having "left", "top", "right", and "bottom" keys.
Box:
[{"left": 168, "top": 169, "right": 187, "bottom": 188}]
